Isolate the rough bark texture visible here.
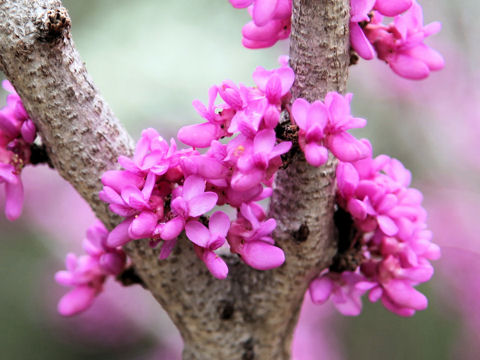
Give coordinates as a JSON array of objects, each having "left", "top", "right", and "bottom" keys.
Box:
[{"left": 0, "top": 1, "right": 350, "bottom": 359}]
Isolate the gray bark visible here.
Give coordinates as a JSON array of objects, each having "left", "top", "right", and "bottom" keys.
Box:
[{"left": 0, "top": 0, "right": 350, "bottom": 359}]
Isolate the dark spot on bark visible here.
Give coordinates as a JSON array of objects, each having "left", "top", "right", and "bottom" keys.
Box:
[
  {"left": 116, "top": 266, "right": 147, "bottom": 288},
  {"left": 36, "top": 8, "right": 71, "bottom": 43},
  {"left": 292, "top": 223, "right": 309, "bottom": 242},
  {"left": 330, "top": 207, "right": 364, "bottom": 272},
  {"left": 30, "top": 144, "right": 54, "bottom": 168},
  {"left": 349, "top": 48, "right": 359, "bottom": 66},
  {"left": 218, "top": 300, "right": 235, "bottom": 320},
  {"left": 242, "top": 337, "right": 255, "bottom": 360}
]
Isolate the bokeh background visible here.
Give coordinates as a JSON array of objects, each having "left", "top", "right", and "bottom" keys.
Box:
[{"left": 1, "top": 0, "right": 478, "bottom": 359}]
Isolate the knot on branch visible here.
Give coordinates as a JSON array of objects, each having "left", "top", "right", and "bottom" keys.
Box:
[{"left": 36, "top": 7, "right": 71, "bottom": 43}]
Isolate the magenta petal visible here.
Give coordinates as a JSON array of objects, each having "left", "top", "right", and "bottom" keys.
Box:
[
  {"left": 304, "top": 143, "right": 328, "bottom": 167},
  {"left": 291, "top": 98, "right": 310, "bottom": 130},
  {"left": 375, "top": 0, "right": 412, "bottom": 17},
  {"left": 277, "top": 67, "right": 295, "bottom": 95},
  {"left": 107, "top": 218, "right": 133, "bottom": 247},
  {"left": 405, "top": 44, "right": 444, "bottom": 71},
  {"left": 350, "top": 22, "right": 376, "bottom": 60},
  {"left": 183, "top": 175, "right": 206, "bottom": 201},
  {"left": 252, "top": 0, "right": 278, "bottom": 26},
  {"left": 57, "top": 286, "right": 97, "bottom": 317},
  {"left": 254, "top": 129, "right": 276, "bottom": 153},
  {"left": 21, "top": 119, "right": 36, "bottom": 143},
  {"left": 101, "top": 170, "right": 144, "bottom": 192},
  {"left": 389, "top": 54, "right": 430, "bottom": 80},
  {"left": 0, "top": 163, "right": 17, "bottom": 184},
  {"left": 381, "top": 295, "right": 416, "bottom": 317},
  {"left": 128, "top": 211, "right": 157, "bottom": 239},
  {"left": 185, "top": 220, "right": 210, "bottom": 247},
  {"left": 309, "top": 276, "right": 333, "bottom": 304},
  {"left": 383, "top": 279, "right": 428, "bottom": 310},
  {"left": 122, "top": 186, "right": 148, "bottom": 209},
  {"left": 203, "top": 251, "right": 228, "bottom": 279},
  {"left": 336, "top": 162, "right": 359, "bottom": 198},
  {"left": 159, "top": 238, "right": 177, "bottom": 260},
  {"left": 347, "top": 198, "right": 367, "bottom": 220},
  {"left": 177, "top": 123, "right": 218, "bottom": 148},
  {"left": 5, "top": 178, "right": 23, "bottom": 221},
  {"left": 159, "top": 217, "right": 185, "bottom": 241},
  {"left": 188, "top": 192, "right": 218, "bottom": 217},
  {"left": 307, "top": 101, "right": 328, "bottom": 130},
  {"left": 241, "top": 241, "right": 285, "bottom": 270},
  {"left": 209, "top": 211, "right": 231, "bottom": 237},
  {"left": 333, "top": 293, "right": 363, "bottom": 316},
  {"left": 55, "top": 271, "right": 74, "bottom": 286},
  {"left": 231, "top": 169, "right": 264, "bottom": 191},
  {"left": 377, "top": 215, "right": 399, "bottom": 236},
  {"left": 229, "top": 0, "right": 253, "bottom": 9},
  {"left": 351, "top": 0, "right": 376, "bottom": 21},
  {"left": 327, "top": 132, "right": 371, "bottom": 162}
]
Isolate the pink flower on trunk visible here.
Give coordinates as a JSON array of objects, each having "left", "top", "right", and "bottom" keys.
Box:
[
  {"left": 365, "top": 2, "right": 444, "bottom": 79},
  {"left": 56, "top": 221, "right": 127, "bottom": 316},
  {"left": 291, "top": 92, "right": 371, "bottom": 167},
  {"left": 309, "top": 272, "right": 376, "bottom": 316},
  {"left": 228, "top": 203, "right": 285, "bottom": 270},
  {"left": 185, "top": 211, "right": 231, "bottom": 279}
]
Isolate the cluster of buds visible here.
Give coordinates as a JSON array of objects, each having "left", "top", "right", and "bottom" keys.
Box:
[
  {"left": 351, "top": 0, "right": 444, "bottom": 79},
  {"left": 309, "top": 155, "right": 440, "bottom": 316},
  {"left": 291, "top": 92, "right": 372, "bottom": 167},
  {"left": 228, "top": 0, "right": 444, "bottom": 80},
  {"left": 229, "top": 0, "right": 292, "bottom": 49},
  {"left": 0, "top": 80, "right": 36, "bottom": 221},
  {"left": 55, "top": 221, "right": 127, "bottom": 316},
  {"left": 99, "top": 57, "right": 294, "bottom": 280}
]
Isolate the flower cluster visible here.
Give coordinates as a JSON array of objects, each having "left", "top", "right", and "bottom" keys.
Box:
[
  {"left": 291, "top": 92, "right": 371, "bottom": 167},
  {"left": 309, "top": 155, "right": 440, "bottom": 316},
  {"left": 99, "top": 58, "right": 293, "bottom": 279},
  {"left": 55, "top": 220, "right": 127, "bottom": 316},
  {"left": 351, "top": 0, "right": 444, "bottom": 79},
  {"left": 0, "top": 80, "right": 36, "bottom": 221},
  {"left": 229, "top": 0, "right": 292, "bottom": 49},
  {"left": 228, "top": 0, "right": 443, "bottom": 79}
]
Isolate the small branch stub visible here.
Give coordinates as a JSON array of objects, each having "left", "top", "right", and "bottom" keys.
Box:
[{"left": 36, "top": 7, "right": 71, "bottom": 43}]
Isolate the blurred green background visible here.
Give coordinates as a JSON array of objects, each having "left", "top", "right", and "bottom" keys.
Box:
[{"left": 1, "top": 0, "right": 478, "bottom": 359}]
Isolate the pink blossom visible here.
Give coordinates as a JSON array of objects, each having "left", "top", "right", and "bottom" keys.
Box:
[
  {"left": 171, "top": 175, "right": 218, "bottom": 219},
  {"left": 229, "top": 0, "right": 292, "bottom": 49},
  {"left": 317, "top": 153, "right": 439, "bottom": 317},
  {"left": 291, "top": 92, "right": 371, "bottom": 167},
  {"left": 56, "top": 221, "right": 127, "bottom": 316},
  {"left": 364, "top": 2, "right": 444, "bottom": 79},
  {"left": 185, "top": 211, "right": 231, "bottom": 279},
  {"left": 0, "top": 80, "right": 36, "bottom": 221},
  {"left": 309, "top": 272, "right": 376, "bottom": 316},
  {"left": 228, "top": 203, "right": 285, "bottom": 270}
]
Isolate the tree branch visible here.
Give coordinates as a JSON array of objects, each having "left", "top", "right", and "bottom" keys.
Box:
[{"left": 0, "top": 1, "right": 350, "bottom": 359}]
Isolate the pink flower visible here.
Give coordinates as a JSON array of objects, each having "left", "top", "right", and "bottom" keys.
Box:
[
  {"left": 0, "top": 80, "right": 36, "bottom": 221},
  {"left": 291, "top": 98, "right": 329, "bottom": 167},
  {"left": 309, "top": 272, "right": 376, "bottom": 316},
  {"left": 171, "top": 175, "right": 218, "bottom": 219},
  {"left": 291, "top": 92, "right": 371, "bottom": 167},
  {"left": 0, "top": 163, "right": 23, "bottom": 221},
  {"left": 185, "top": 211, "right": 231, "bottom": 279},
  {"left": 228, "top": 203, "right": 285, "bottom": 270},
  {"left": 228, "top": 129, "right": 291, "bottom": 191},
  {"left": 365, "top": 2, "right": 444, "bottom": 79},
  {"left": 56, "top": 221, "right": 127, "bottom": 316}
]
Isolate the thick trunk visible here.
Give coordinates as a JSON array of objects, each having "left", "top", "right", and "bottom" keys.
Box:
[{"left": 0, "top": 0, "right": 350, "bottom": 359}]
